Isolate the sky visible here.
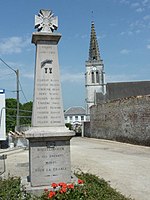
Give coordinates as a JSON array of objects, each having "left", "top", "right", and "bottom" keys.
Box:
[{"left": 0, "top": 0, "right": 150, "bottom": 109}]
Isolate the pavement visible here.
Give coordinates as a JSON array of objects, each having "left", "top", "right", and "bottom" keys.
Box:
[{"left": 0, "top": 137, "right": 150, "bottom": 200}]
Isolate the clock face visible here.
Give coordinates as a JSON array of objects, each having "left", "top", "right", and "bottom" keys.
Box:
[{"left": 92, "top": 66, "right": 97, "bottom": 71}]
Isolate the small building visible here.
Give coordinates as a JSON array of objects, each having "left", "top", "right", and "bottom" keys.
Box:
[{"left": 64, "top": 107, "right": 86, "bottom": 134}]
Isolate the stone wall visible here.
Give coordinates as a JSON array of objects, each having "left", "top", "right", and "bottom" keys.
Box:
[
  {"left": 88, "top": 95, "right": 150, "bottom": 146},
  {"left": 83, "top": 121, "right": 90, "bottom": 137}
]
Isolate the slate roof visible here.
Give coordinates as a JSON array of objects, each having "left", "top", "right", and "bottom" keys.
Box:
[
  {"left": 88, "top": 21, "right": 101, "bottom": 61},
  {"left": 64, "top": 106, "right": 86, "bottom": 116}
]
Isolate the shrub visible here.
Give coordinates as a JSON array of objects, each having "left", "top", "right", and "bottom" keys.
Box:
[{"left": 0, "top": 173, "right": 134, "bottom": 200}]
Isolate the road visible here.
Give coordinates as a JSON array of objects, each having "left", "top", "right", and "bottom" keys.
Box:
[{"left": 1, "top": 137, "right": 150, "bottom": 200}]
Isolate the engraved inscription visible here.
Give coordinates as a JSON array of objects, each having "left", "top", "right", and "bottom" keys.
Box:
[
  {"left": 35, "top": 75, "right": 63, "bottom": 125},
  {"left": 32, "top": 43, "right": 64, "bottom": 126},
  {"left": 33, "top": 145, "right": 69, "bottom": 177}
]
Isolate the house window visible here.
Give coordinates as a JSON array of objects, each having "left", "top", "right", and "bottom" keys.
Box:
[
  {"left": 81, "top": 116, "right": 84, "bottom": 120},
  {"left": 96, "top": 71, "right": 100, "bottom": 83},
  {"left": 91, "top": 72, "right": 94, "bottom": 83},
  {"left": 70, "top": 116, "right": 72, "bottom": 120},
  {"left": 65, "top": 116, "right": 67, "bottom": 120},
  {"left": 75, "top": 116, "right": 78, "bottom": 120}
]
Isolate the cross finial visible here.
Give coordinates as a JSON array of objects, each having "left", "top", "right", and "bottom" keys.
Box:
[
  {"left": 35, "top": 9, "right": 58, "bottom": 33},
  {"left": 91, "top": 10, "right": 94, "bottom": 23}
]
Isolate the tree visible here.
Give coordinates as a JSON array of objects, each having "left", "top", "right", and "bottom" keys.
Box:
[
  {"left": 20, "top": 101, "right": 32, "bottom": 126},
  {"left": 65, "top": 123, "right": 73, "bottom": 130},
  {"left": 6, "top": 98, "right": 18, "bottom": 133},
  {"left": 6, "top": 98, "right": 32, "bottom": 133}
]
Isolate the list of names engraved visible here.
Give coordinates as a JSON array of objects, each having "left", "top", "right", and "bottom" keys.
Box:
[{"left": 32, "top": 43, "right": 64, "bottom": 126}]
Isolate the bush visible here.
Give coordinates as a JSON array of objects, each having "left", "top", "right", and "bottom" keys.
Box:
[
  {"left": 0, "top": 173, "right": 134, "bottom": 200},
  {"left": 0, "top": 176, "right": 31, "bottom": 200}
]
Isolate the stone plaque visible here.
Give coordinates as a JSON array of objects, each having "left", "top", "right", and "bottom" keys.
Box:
[{"left": 30, "top": 140, "right": 71, "bottom": 186}]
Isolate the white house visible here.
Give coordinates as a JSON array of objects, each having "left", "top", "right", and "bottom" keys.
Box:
[{"left": 64, "top": 107, "right": 86, "bottom": 133}]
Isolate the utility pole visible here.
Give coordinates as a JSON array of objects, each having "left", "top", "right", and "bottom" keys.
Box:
[
  {"left": 0, "top": 58, "right": 20, "bottom": 129},
  {"left": 16, "top": 69, "right": 20, "bottom": 128}
]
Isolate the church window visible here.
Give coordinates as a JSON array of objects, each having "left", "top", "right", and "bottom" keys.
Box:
[
  {"left": 91, "top": 72, "right": 94, "bottom": 83},
  {"left": 96, "top": 71, "right": 100, "bottom": 83}
]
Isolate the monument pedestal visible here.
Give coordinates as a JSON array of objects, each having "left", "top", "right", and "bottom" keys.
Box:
[{"left": 26, "top": 127, "right": 74, "bottom": 187}]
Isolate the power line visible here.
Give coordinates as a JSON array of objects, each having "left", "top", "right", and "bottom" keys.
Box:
[
  {"left": 0, "top": 58, "right": 28, "bottom": 103},
  {"left": 6, "top": 107, "right": 32, "bottom": 113},
  {"left": 0, "top": 58, "right": 16, "bottom": 73},
  {"left": 19, "top": 80, "right": 28, "bottom": 102},
  {"left": 4, "top": 89, "right": 17, "bottom": 93},
  {"left": 0, "top": 58, "right": 20, "bottom": 127}
]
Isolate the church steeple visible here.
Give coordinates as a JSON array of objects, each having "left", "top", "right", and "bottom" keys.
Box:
[
  {"left": 85, "top": 21, "right": 106, "bottom": 120},
  {"left": 88, "top": 21, "right": 101, "bottom": 61}
]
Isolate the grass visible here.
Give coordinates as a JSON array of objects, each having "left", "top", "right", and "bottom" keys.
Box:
[{"left": 0, "top": 173, "right": 134, "bottom": 200}]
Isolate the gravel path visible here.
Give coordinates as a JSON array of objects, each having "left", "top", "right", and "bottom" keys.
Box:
[{"left": 71, "top": 137, "right": 150, "bottom": 200}]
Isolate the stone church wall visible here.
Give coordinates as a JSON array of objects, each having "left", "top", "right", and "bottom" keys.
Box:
[{"left": 87, "top": 95, "right": 150, "bottom": 146}]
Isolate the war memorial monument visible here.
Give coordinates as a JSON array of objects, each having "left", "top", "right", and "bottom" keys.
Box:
[{"left": 25, "top": 9, "right": 74, "bottom": 193}]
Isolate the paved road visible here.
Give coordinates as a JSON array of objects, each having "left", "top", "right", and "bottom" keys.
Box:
[{"left": 1, "top": 137, "right": 150, "bottom": 200}]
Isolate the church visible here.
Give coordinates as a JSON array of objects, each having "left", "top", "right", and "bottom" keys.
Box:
[
  {"left": 84, "top": 21, "right": 150, "bottom": 146},
  {"left": 85, "top": 21, "right": 150, "bottom": 121},
  {"left": 85, "top": 21, "right": 105, "bottom": 120}
]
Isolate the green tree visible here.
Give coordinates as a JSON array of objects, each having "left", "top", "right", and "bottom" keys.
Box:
[
  {"left": 6, "top": 98, "right": 18, "bottom": 133},
  {"left": 65, "top": 123, "right": 73, "bottom": 130},
  {"left": 20, "top": 101, "right": 32, "bottom": 126},
  {"left": 6, "top": 98, "right": 32, "bottom": 133}
]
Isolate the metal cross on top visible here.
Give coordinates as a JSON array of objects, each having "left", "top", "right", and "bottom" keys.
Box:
[{"left": 35, "top": 9, "right": 58, "bottom": 33}]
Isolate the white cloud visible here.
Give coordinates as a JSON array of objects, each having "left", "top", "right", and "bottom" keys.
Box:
[
  {"left": 120, "top": 31, "right": 125, "bottom": 36},
  {"left": 0, "top": 36, "right": 30, "bottom": 55},
  {"left": 119, "top": 0, "right": 150, "bottom": 13},
  {"left": 97, "top": 33, "right": 106, "bottom": 40},
  {"left": 143, "top": 15, "right": 150, "bottom": 20},
  {"left": 131, "top": 2, "right": 140, "bottom": 8},
  {"left": 61, "top": 72, "right": 84, "bottom": 83},
  {"left": 120, "top": 49, "right": 131, "bottom": 54},
  {"left": 142, "top": 0, "right": 149, "bottom": 6},
  {"left": 136, "top": 7, "right": 144, "bottom": 12},
  {"left": 81, "top": 34, "right": 87, "bottom": 39},
  {"left": 23, "top": 72, "right": 34, "bottom": 79},
  {"left": 147, "top": 44, "right": 150, "bottom": 49},
  {"left": 106, "top": 74, "right": 138, "bottom": 82},
  {"left": 135, "top": 29, "right": 141, "bottom": 34}
]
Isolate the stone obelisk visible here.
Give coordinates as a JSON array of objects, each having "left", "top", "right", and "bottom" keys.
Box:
[{"left": 25, "top": 9, "right": 74, "bottom": 192}]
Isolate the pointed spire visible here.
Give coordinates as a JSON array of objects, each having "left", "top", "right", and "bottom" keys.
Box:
[{"left": 88, "top": 21, "right": 101, "bottom": 61}]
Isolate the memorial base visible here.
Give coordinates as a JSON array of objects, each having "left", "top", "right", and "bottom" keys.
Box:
[
  {"left": 22, "top": 172, "right": 77, "bottom": 196},
  {"left": 24, "top": 127, "right": 75, "bottom": 195}
]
